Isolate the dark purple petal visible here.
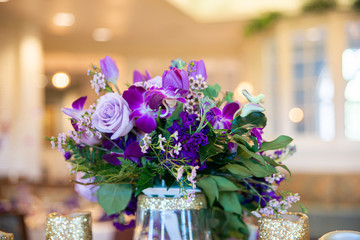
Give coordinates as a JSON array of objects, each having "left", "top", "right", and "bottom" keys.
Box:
[
  {"left": 136, "top": 113, "right": 156, "bottom": 133},
  {"left": 222, "top": 102, "right": 240, "bottom": 120},
  {"left": 72, "top": 96, "right": 87, "bottom": 110},
  {"left": 103, "top": 153, "right": 123, "bottom": 165},
  {"left": 123, "top": 86, "right": 145, "bottom": 110},
  {"left": 100, "top": 56, "right": 119, "bottom": 84},
  {"left": 145, "top": 90, "right": 167, "bottom": 109},
  {"left": 64, "top": 151, "right": 72, "bottom": 160},
  {"left": 124, "top": 141, "right": 144, "bottom": 159},
  {"left": 129, "top": 110, "right": 143, "bottom": 121}
]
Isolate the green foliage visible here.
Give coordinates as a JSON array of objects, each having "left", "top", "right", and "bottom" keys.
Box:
[
  {"left": 231, "top": 112, "right": 267, "bottom": 136},
  {"left": 219, "top": 192, "right": 242, "bottom": 215},
  {"left": 199, "top": 130, "right": 226, "bottom": 163},
  {"left": 241, "top": 159, "right": 277, "bottom": 178},
  {"left": 97, "top": 184, "right": 132, "bottom": 215},
  {"left": 197, "top": 177, "right": 219, "bottom": 206},
  {"left": 302, "top": 0, "right": 337, "bottom": 13},
  {"left": 259, "top": 135, "right": 293, "bottom": 152},
  {"left": 224, "top": 92, "right": 233, "bottom": 103},
  {"left": 245, "top": 12, "right": 282, "bottom": 36},
  {"left": 225, "top": 163, "right": 253, "bottom": 178},
  {"left": 164, "top": 103, "right": 183, "bottom": 130},
  {"left": 202, "top": 84, "right": 221, "bottom": 99}
]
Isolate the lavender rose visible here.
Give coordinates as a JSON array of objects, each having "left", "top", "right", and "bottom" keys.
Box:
[{"left": 92, "top": 93, "right": 134, "bottom": 140}]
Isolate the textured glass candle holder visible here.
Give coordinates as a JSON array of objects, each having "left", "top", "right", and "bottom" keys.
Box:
[
  {"left": 45, "top": 212, "right": 92, "bottom": 240},
  {"left": 133, "top": 188, "right": 212, "bottom": 240},
  {"left": 0, "top": 231, "right": 14, "bottom": 240},
  {"left": 257, "top": 212, "right": 309, "bottom": 240}
]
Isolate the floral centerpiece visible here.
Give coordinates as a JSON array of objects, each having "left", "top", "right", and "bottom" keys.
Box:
[{"left": 49, "top": 56, "right": 305, "bottom": 239}]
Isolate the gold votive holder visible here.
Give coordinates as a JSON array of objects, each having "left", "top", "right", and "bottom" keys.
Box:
[
  {"left": 45, "top": 211, "right": 92, "bottom": 240},
  {"left": 0, "top": 231, "right": 14, "bottom": 240},
  {"left": 258, "top": 212, "right": 309, "bottom": 240}
]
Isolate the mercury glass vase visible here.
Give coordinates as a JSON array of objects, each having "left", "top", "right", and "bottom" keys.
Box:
[
  {"left": 257, "top": 212, "right": 309, "bottom": 240},
  {"left": 133, "top": 187, "right": 212, "bottom": 240}
]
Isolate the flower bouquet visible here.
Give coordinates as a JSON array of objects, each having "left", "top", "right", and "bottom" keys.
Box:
[{"left": 49, "top": 56, "right": 304, "bottom": 239}]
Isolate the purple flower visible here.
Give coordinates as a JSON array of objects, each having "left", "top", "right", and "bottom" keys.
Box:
[
  {"left": 123, "top": 86, "right": 157, "bottom": 133},
  {"left": 64, "top": 151, "right": 72, "bottom": 160},
  {"left": 100, "top": 56, "right": 119, "bottom": 84},
  {"left": 162, "top": 68, "right": 190, "bottom": 92},
  {"left": 123, "top": 86, "right": 185, "bottom": 133},
  {"left": 92, "top": 93, "right": 134, "bottom": 140},
  {"left": 74, "top": 172, "right": 99, "bottom": 202},
  {"left": 102, "top": 141, "right": 144, "bottom": 165},
  {"left": 251, "top": 128, "right": 264, "bottom": 148},
  {"left": 207, "top": 102, "right": 240, "bottom": 130},
  {"left": 133, "top": 70, "right": 151, "bottom": 83},
  {"left": 188, "top": 60, "right": 207, "bottom": 81},
  {"left": 62, "top": 96, "right": 87, "bottom": 121}
]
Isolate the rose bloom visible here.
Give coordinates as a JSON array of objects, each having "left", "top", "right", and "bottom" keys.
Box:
[{"left": 92, "top": 93, "right": 134, "bottom": 140}]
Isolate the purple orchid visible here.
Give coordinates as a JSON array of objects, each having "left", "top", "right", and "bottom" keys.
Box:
[
  {"left": 206, "top": 102, "right": 240, "bottom": 130},
  {"left": 123, "top": 85, "right": 186, "bottom": 133},
  {"left": 62, "top": 96, "right": 87, "bottom": 121},
  {"left": 100, "top": 56, "right": 119, "bottom": 84},
  {"left": 162, "top": 68, "right": 190, "bottom": 92},
  {"left": 188, "top": 60, "right": 207, "bottom": 81}
]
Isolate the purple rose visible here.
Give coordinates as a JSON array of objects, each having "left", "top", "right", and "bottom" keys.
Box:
[
  {"left": 162, "top": 68, "right": 190, "bottom": 91},
  {"left": 100, "top": 56, "right": 119, "bottom": 84},
  {"left": 74, "top": 172, "right": 99, "bottom": 202},
  {"left": 92, "top": 93, "right": 134, "bottom": 140}
]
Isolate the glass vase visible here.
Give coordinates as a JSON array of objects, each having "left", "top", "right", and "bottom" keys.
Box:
[
  {"left": 133, "top": 187, "right": 212, "bottom": 240},
  {"left": 257, "top": 212, "right": 309, "bottom": 240}
]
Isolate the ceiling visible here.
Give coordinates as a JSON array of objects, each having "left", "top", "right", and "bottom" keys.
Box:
[{"left": 0, "top": 0, "right": 354, "bottom": 78}]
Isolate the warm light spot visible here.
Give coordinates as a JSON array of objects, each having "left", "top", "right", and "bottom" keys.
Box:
[
  {"left": 289, "top": 107, "right": 304, "bottom": 123},
  {"left": 52, "top": 72, "right": 70, "bottom": 88},
  {"left": 234, "top": 81, "right": 254, "bottom": 102},
  {"left": 92, "top": 28, "right": 113, "bottom": 42},
  {"left": 0, "top": 0, "right": 9, "bottom": 2},
  {"left": 53, "top": 13, "right": 75, "bottom": 27}
]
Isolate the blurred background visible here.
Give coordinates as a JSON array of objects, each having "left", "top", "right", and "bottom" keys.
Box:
[{"left": 0, "top": 0, "right": 360, "bottom": 239}]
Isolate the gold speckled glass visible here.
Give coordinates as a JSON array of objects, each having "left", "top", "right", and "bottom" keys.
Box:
[
  {"left": 258, "top": 212, "right": 309, "bottom": 240},
  {"left": 45, "top": 212, "right": 92, "bottom": 240},
  {"left": 0, "top": 231, "right": 14, "bottom": 240},
  {"left": 133, "top": 194, "right": 212, "bottom": 240}
]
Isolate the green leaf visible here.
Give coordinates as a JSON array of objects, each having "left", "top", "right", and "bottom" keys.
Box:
[
  {"left": 259, "top": 135, "right": 293, "bottom": 152},
  {"left": 203, "top": 84, "right": 221, "bottom": 99},
  {"left": 224, "top": 92, "right": 233, "bottom": 103},
  {"left": 197, "top": 177, "right": 219, "bottom": 206},
  {"left": 211, "top": 176, "right": 239, "bottom": 191},
  {"left": 135, "top": 168, "right": 156, "bottom": 196},
  {"left": 225, "top": 163, "right": 253, "bottom": 178},
  {"left": 219, "top": 192, "right": 242, "bottom": 215},
  {"left": 199, "top": 131, "right": 226, "bottom": 163},
  {"left": 231, "top": 112, "right": 267, "bottom": 135},
  {"left": 241, "top": 159, "right": 277, "bottom": 177},
  {"left": 262, "top": 155, "right": 291, "bottom": 176},
  {"left": 164, "top": 103, "right": 183, "bottom": 130},
  {"left": 97, "top": 184, "right": 132, "bottom": 215}
]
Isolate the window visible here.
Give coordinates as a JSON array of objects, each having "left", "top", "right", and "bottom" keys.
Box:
[{"left": 291, "top": 27, "right": 335, "bottom": 141}]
